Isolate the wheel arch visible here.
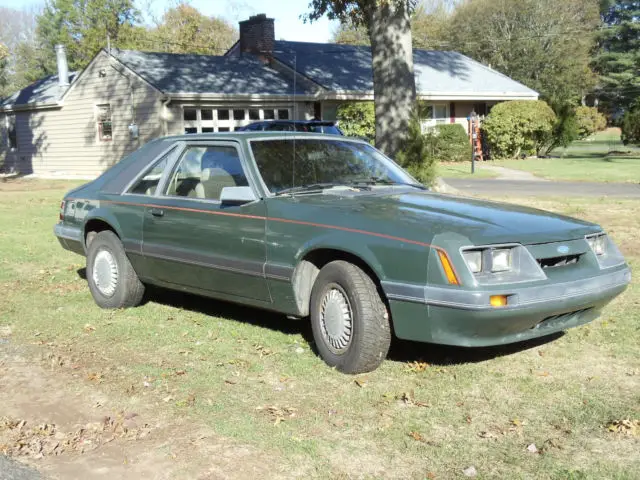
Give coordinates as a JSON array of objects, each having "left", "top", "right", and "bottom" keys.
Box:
[
  {"left": 291, "top": 247, "right": 387, "bottom": 317},
  {"left": 83, "top": 211, "right": 122, "bottom": 251}
]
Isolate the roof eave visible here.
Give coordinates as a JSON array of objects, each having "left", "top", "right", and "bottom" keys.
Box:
[
  {"left": 0, "top": 101, "right": 64, "bottom": 113},
  {"left": 167, "top": 92, "right": 321, "bottom": 101}
]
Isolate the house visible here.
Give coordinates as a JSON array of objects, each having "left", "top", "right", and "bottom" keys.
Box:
[{"left": 0, "top": 14, "right": 538, "bottom": 177}]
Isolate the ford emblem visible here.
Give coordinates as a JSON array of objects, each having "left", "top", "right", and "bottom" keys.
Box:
[{"left": 557, "top": 245, "right": 570, "bottom": 255}]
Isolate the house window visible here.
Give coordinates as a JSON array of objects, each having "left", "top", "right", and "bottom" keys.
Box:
[
  {"left": 6, "top": 114, "right": 17, "bottom": 150},
  {"left": 421, "top": 103, "right": 449, "bottom": 132},
  {"left": 97, "top": 104, "right": 113, "bottom": 141},
  {"left": 233, "top": 109, "right": 245, "bottom": 121},
  {"left": 201, "top": 109, "right": 213, "bottom": 121},
  {"left": 182, "top": 107, "right": 292, "bottom": 133}
]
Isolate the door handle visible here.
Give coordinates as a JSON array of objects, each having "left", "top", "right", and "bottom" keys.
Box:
[{"left": 150, "top": 208, "right": 164, "bottom": 217}]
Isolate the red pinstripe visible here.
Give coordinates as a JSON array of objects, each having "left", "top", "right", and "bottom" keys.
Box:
[{"left": 78, "top": 198, "right": 461, "bottom": 283}]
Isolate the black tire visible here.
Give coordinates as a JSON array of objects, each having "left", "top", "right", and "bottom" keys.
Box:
[
  {"left": 310, "top": 260, "right": 391, "bottom": 374},
  {"left": 86, "top": 230, "right": 144, "bottom": 309}
]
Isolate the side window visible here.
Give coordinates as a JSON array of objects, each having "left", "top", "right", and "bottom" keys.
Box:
[
  {"left": 165, "top": 145, "right": 249, "bottom": 201},
  {"left": 97, "top": 104, "right": 113, "bottom": 141},
  {"left": 128, "top": 150, "right": 173, "bottom": 195}
]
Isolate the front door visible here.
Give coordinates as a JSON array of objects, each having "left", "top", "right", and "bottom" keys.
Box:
[{"left": 141, "top": 142, "right": 270, "bottom": 302}]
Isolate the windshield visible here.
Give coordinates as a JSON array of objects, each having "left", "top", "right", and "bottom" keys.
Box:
[{"left": 250, "top": 138, "right": 420, "bottom": 194}]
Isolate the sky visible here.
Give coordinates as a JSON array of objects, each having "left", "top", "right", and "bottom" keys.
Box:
[{"left": 0, "top": 0, "right": 338, "bottom": 43}]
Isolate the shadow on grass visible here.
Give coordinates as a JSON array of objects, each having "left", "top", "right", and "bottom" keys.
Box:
[{"left": 87, "top": 276, "right": 562, "bottom": 368}]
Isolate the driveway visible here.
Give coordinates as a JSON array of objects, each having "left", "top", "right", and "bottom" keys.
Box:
[
  {"left": 0, "top": 456, "right": 42, "bottom": 480},
  {"left": 444, "top": 178, "right": 640, "bottom": 198}
]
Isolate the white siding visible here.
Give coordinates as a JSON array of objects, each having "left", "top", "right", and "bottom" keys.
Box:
[{"left": 0, "top": 51, "right": 164, "bottom": 177}]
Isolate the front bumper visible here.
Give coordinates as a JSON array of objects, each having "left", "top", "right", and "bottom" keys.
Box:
[{"left": 383, "top": 266, "right": 631, "bottom": 347}]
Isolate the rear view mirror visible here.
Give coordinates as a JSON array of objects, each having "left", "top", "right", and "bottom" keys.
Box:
[{"left": 220, "top": 186, "right": 257, "bottom": 205}]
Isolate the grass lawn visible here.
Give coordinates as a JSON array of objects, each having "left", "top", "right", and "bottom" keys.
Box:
[
  {"left": 1, "top": 178, "right": 639, "bottom": 479},
  {"left": 492, "top": 129, "right": 640, "bottom": 183},
  {"left": 438, "top": 162, "right": 499, "bottom": 179}
]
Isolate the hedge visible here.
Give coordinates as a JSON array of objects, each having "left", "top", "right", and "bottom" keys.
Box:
[
  {"left": 481, "top": 100, "right": 556, "bottom": 158},
  {"left": 575, "top": 106, "right": 607, "bottom": 138}
]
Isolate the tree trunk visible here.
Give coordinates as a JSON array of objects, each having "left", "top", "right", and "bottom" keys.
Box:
[{"left": 367, "top": 1, "right": 416, "bottom": 159}]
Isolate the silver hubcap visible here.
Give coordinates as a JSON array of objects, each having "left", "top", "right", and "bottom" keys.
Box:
[
  {"left": 92, "top": 249, "right": 119, "bottom": 297},
  {"left": 320, "top": 285, "right": 353, "bottom": 354}
]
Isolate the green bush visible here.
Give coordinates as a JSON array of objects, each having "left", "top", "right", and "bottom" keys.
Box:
[
  {"left": 395, "top": 108, "right": 437, "bottom": 186},
  {"left": 621, "top": 105, "right": 640, "bottom": 145},
  {"left": 543, "top": 103, "right": 579, "bottom": 155},
  {"left": 482, "top": 100, "right": 556, "bottom": 158},
  {"left": 575, "top": 106, "right": 607, "bottom": 138},
  {"left": 431, "top": 123, "right": 470, "bottom": 162},
  {"left": 336, "top": 102, "right": 375, "bottom": 143}
]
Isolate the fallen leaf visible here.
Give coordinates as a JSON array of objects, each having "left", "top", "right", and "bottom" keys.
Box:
[
  {"left": 354, "top": 378, "right": 367, "bottom": 388},
  {"left": 606, "top": 419, "right": 638, "bottom": 436},
  {"left": 174, "top": 370, "right": 186, "bottom": 376},
  {"left": 83, "top": 324, "right": 95, "bottom": 333},
  {"left": 534, "top": 371, "right": 550, "bottom": 377},
  {"left": 426, "top": 473, "right": 436, "bottom": 480},
  {"left": 408, "top": 431, "right": 425, "bottom": 442},
  {"left": 224, "top": 379, "right": 238, "bottom": 385},
  {"left": 405, "top": 361, "right": 429, "bottom": 373}
]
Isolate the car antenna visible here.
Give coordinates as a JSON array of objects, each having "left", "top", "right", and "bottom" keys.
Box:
[{"left": 292, "top": 52, "right": 297, "bottom": 190}]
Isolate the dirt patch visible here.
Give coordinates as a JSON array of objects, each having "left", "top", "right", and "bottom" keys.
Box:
[{"left": 0, "top": 344, "right": 295, "bottom": 479}]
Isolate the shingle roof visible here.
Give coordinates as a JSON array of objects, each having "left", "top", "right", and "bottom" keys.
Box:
[
  {"left": 0, "top": 72, "right": 77, "bottom": 109},
  {"left": 111, "top": 49, "right": 316, "bottom": 96},
  {"left": 274, "top": 40, "right": 538, "bottom": 97}
]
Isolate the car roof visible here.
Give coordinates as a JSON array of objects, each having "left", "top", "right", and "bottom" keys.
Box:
[{"left": 161, "top": 131, "right": 351, "bottom": 142}]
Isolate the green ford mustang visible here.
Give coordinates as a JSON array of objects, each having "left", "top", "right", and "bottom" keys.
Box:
[{"left": 54, "top": 133, "right": 631, "bottom": 373}]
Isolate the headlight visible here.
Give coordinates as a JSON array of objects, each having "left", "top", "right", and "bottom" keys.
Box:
[
  {"left": 460, "top": 244, "right": 546, "bottom": 285},
  {"left": 491, "top": 248, "right": 512, "bottom": 272},
  {"left": 462, "top": 250, "right": 482, "bottom": 273},
  {"left": 586, "top": 233, "right": 626, "bottom": 269}
]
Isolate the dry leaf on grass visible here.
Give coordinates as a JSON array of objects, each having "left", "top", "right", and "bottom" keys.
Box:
[
  {"left": 354, "top": 378, "right": 367, "bottom": 388},
  {"left": 404, "top": 361, "right": 429, "bottom": 373},
  {"left": 0, "top": 413, "right": 151, "bottom": 458},
  {"left": 83, "top": 324, "right": 95, "bottom": 333},
  {"left": 606, "top": 419, "right": 639, "bottom": 436},
  {"left": 398, "top": 390, "right": 429, "bottom": 407},
  {"left": 256, "top": 405, "right": 297, "bottom": 426}
]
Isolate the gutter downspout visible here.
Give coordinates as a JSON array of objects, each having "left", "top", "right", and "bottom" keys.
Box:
[{"left": 161, "top": 95, "right": 172, "bottom": 137}]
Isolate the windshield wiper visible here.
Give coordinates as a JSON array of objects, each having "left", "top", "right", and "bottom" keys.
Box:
[
  {"left": 349, "top": 177, "right": 426, "bottom": 190},
  {"left": 274, "top": 183, "right": 344, "bottom": 196}
]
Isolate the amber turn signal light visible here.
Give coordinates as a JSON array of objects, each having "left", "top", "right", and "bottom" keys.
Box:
[
  {"left": 490, "top": 295, "right": 508, "bottom": 307},
  {"left": 437, "top": 250, "right": 460, "bottom": 286}
]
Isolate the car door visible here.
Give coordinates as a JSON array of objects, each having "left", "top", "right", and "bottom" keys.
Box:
[{"left": 141, "top": 141, "right": 270, "bottom": 302}]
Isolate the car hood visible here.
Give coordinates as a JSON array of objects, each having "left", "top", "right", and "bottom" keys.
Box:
[{"left": 286, "top": 190, "right": 601, "bottom": 245}]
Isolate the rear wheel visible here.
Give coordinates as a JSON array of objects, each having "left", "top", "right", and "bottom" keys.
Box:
[
  {"left": 310, "top": 261, "right": 391, "bottom": 374},
  {"left": 86, "top": 230, "right": 144, "bottom": 309}
]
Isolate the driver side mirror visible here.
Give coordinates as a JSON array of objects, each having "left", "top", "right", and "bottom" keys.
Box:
[{"left": 220, "top": 186, "right": 257, "bottom": 205}]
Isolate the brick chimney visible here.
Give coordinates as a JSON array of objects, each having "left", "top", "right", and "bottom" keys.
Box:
[{"left": 239, "top": 14, "right": 275, "bottom": 57}]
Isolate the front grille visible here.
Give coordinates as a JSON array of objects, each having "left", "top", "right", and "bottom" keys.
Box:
[{"left": 537, "top": 254, "right": 581, "bottom": 269}]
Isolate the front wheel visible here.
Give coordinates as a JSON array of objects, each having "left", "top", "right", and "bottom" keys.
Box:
[
  {"left": 86, "top": 230, "right": 145, "bottom": 309},
  {"left": 310, "top": 261, "right": 391, "bottom": 374}
]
